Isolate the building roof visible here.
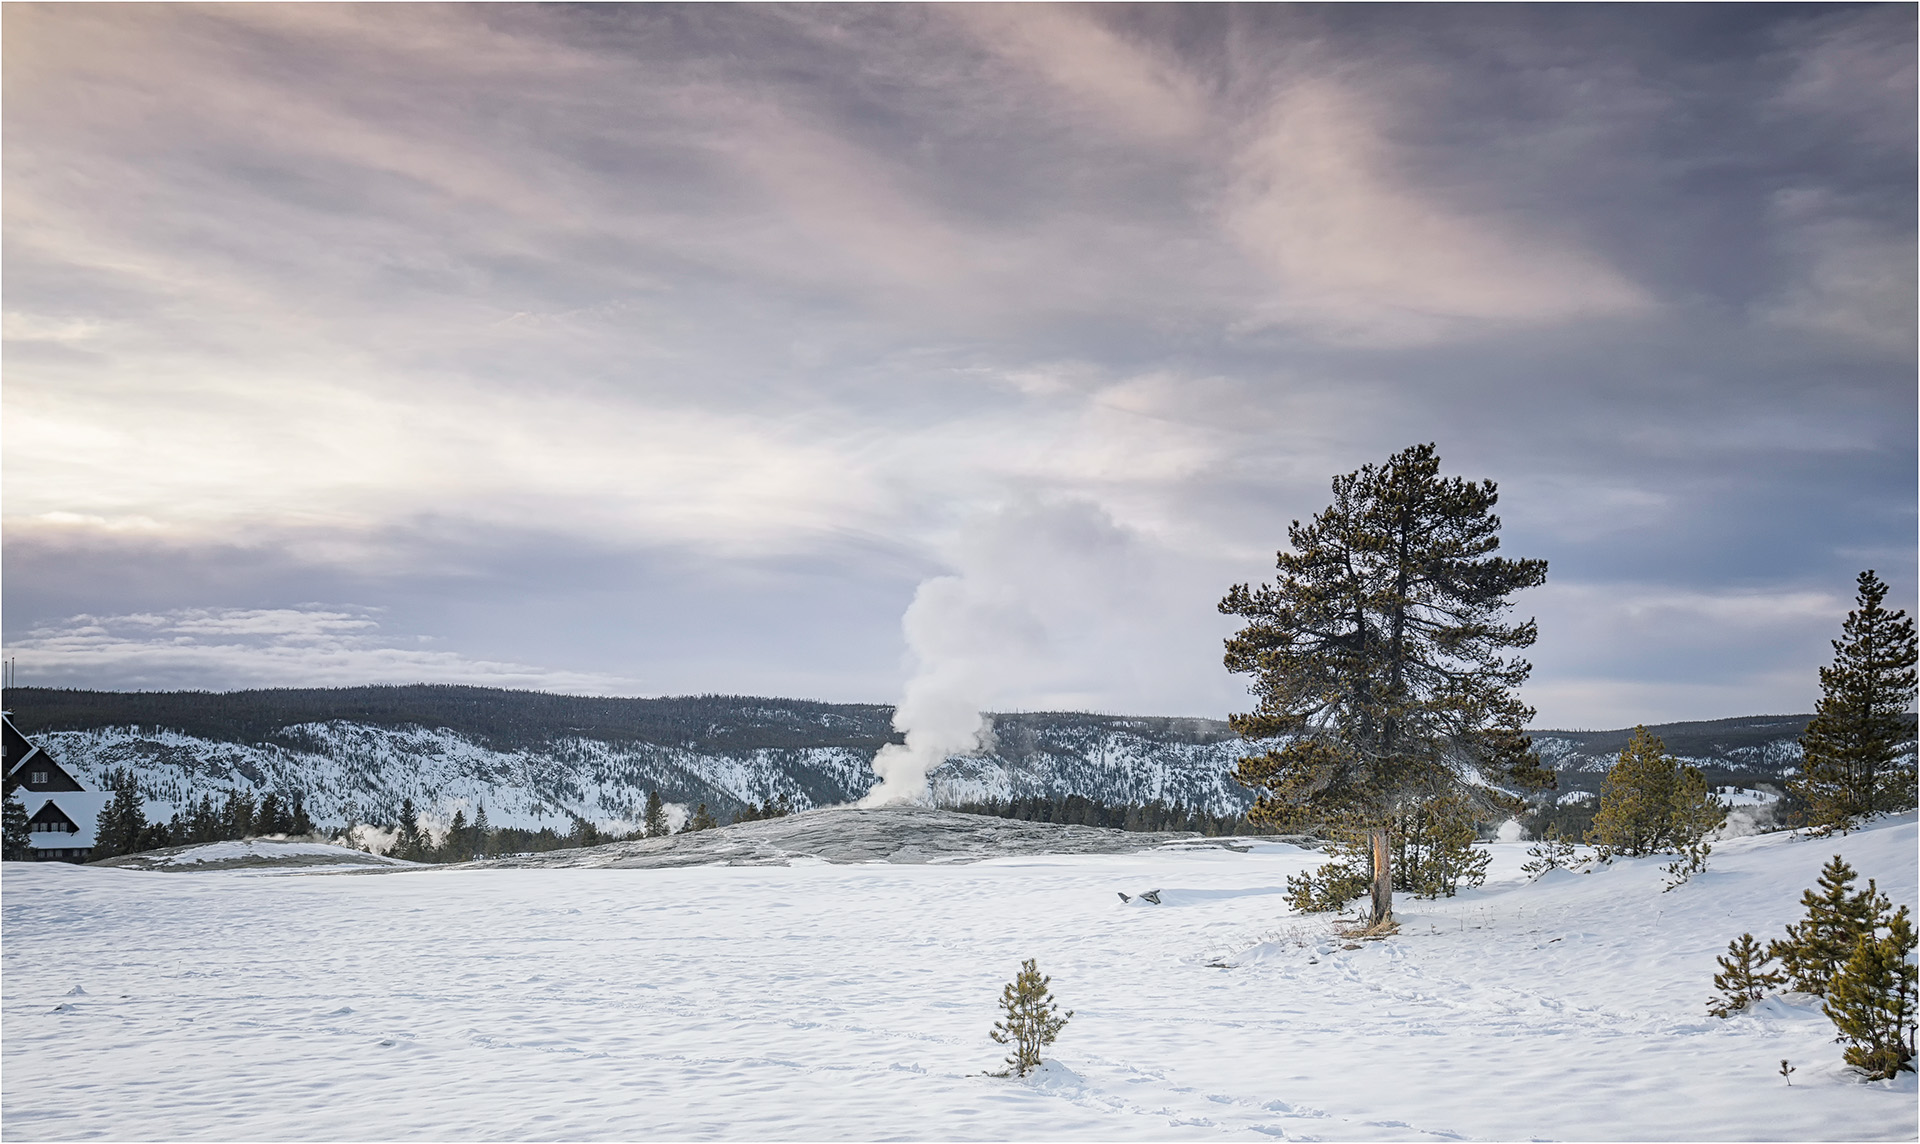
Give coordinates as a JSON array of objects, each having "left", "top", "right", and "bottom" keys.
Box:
[
  {"left": 4, "top": 712, "right": 87, "bottom": 792},
  {"left": 16, "top": 791, "right": 111, "bottom": 849}
]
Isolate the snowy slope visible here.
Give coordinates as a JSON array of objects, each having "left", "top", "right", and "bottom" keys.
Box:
[{"left": 3, "top": 811, "right": 1913, "bottom": 1141}]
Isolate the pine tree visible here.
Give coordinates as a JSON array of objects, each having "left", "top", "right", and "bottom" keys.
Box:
[
  {"left": 1792, "top": 571, "right": 1919, "bottom": 832},
  {"left": 644, "top": 790, "right": 668, "bottom": 838},
  {"left": 3, "top": 792, "right": 30, "bottom": 860},
  {"left": 472, "top": 802, "right": 492, "bottom": 856},
  {"left": 191, "top": 795, "right": 220, "bottom": 843},
  {"left": 680, "top": 803, "right": 717, "bottom": 833},
  {"left": 445, "top": 808, "right": 470, "bottom": 860},
  {"left": 1771, "top": 855, "right": 1881, "bottom": 996},
  {"left": 393, "top": 798, "right": 424, "bottom": 860},
  {"left": 1220, "top": 444, "right": 1551, "bottom": 927},
  {"left": 1521, "top": 825, "right": 1578, "bottom": 878},
  {"left": 223, "top": 790, "right": 256, "bottom": 840},
  {"left": 1826, "top": 905, "right": 1917, "bottom": 1079},
  {"left": 290, "top": 794, "right": 313, "bottom": 837},
  {"left": 1587, "top": 727, "right": 1725, "bottom": 858},
  {"left": 257, "top": 792, "right": 285, "bottom": 836},
  {"left": 1283, "top": 838, "right": 1374, "bottom": 914},
  {"left": 1708, "top": 933, "right": 1784, "bottom": 1017},
  {"left": 990, "top": 959, "right": 1073, "bottom": 1077},
  {"left": 92, "top": 772, "right": 149, "bottom": 860},
  {"left": 1391, "top": 791, "right": 1491, "bottom": 899}
]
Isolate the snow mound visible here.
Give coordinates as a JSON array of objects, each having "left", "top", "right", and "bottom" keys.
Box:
[{"left": 92, "top": 839, "right": 415, "bottom": 871}]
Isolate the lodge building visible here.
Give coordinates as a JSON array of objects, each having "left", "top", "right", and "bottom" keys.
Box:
[{"left": 4, "top": 712, "right": 107, "bottom": 862}]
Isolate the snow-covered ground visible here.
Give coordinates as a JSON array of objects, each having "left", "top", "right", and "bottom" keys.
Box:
[{"left": 4, "top": 812, "right": 1915, "bottom": 1141}]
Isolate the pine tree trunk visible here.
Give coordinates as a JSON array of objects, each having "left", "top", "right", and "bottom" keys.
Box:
[{"left": 1370, "top": 827, "right": 1393, "bottom": 927}]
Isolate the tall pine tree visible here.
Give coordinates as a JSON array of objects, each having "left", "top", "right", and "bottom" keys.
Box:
[
  {"left": 1793, "top": 571, "right": 1918, "bottom": 831},
  {"left": 92, "top": 772, "right": 149, "bottom": 860},
  {"left": 1221, "top": 444, "right": 1550, "bottom": 926}
]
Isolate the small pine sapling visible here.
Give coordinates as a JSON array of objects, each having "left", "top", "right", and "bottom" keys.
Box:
[
  {"left": 1778, "top": 1059, "right": 1794, "bottom": 1086},
  {"left": 1770, "top": 855, "right": 1881, "bottom": 996},
  {"left": 1284, "top": 840, "right": 1373, "bottom": 914},
  {"left": 1521, "top": 826, "right": 1578, "bottom": 879},
  {"left": 1708, "top": 933, "right": 1784, "bottom": 1017},
  {"left": 990, "top": 958, "right": 1072, "bottom": 1077},
  {"left": 1390, "top": 791, "right": 1493, "bottom": 899},
  {"left": 1825, "top": 904, "right": 1917, "bottom": 1080},
  {"left": 1662, "top": 838, "right": 1713, "bottom": 892}
]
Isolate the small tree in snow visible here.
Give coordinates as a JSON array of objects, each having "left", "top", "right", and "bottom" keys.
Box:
[
  {"left": 1707, "top": 933, "right": 1783, "bottom": 1017},
  {"left": 990, "top": 959, "right": 1072, "bottom": 1077},
  {"left": 3, "top": 792, "right": 30, "bottom": 860},
  {"left": 1771, "top": 855, "right": 1881, "bottom": 996},
  {"left": 1825, "top": 904, "right": 1917, "bottom": 1079},
  {"left": 643, "top": 790, "right": 668, "bottom": 838},
  {"left": 1521, "top": 826, "right": 1578, "bottom": 879}
]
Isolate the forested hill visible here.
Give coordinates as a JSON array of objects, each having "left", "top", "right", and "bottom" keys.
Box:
[
  {"left": 1531, "top": 715, "right": 1820, "bottom": 776},
  {"left": 0, "top": 687, "right": 1251, "bottom": 827},
  {"left": 6, "top": 686, "right": 1832, "bottom": 773},
  {"left": 3, "top": 685, "right": 902, "bottom": 753}
]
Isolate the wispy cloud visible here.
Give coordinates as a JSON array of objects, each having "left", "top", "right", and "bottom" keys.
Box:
[{"left": 7, "top": 607, "right": 636, "bottom": 695}]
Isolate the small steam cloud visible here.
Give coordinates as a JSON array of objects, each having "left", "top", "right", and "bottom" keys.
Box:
[{"left": 859, "top": 496, "right": 1230, "bottom": 805}]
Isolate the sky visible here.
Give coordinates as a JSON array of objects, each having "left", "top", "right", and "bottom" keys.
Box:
[{"left": 3, "top": 3, "right": 1914, "bottom": 730}]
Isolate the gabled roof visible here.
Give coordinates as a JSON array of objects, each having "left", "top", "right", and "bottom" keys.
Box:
[
  {"left": 3, "top": 713, "right": 88, "bottom": 792},
  {"left": 15, "top": 791, "right": 111, "bottom": 849},
  {"left": 4, "top": 711, "right": 46, "bottom": 774}
]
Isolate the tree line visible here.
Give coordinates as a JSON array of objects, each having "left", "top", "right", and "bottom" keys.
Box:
[
  {"left": 364, "top": 792, "right": 790, "bottom": 863},
  {"left": 89, "top": 772, "right": 317, "bottom": 861}
]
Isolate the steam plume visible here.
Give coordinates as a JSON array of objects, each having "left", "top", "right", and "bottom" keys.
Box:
[{"left": 859, "top": 496, "right": 1208, "bottom": 805}]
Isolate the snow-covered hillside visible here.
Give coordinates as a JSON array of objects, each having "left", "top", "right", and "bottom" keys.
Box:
[
  {"left": 3, "top": 811, "right": 1913, "bottom": 1140},
  {"left": 1531, "top": 714, "right": 1815, "bottom": 777},
  {"left": 32, "top": 718, "right": 1253, "bottom": 830}
]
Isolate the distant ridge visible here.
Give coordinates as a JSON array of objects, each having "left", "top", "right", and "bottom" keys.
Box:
[
  {"left": 2, "top": 686, "right": 1866, "bottom": 830},
  {"left": 0, "top": 684, "right": 1824, "bottom": 751}
]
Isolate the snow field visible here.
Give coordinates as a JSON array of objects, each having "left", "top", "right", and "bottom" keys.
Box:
[{"left": 3, "top": 815, "right": 1915, "bottom": 1141}]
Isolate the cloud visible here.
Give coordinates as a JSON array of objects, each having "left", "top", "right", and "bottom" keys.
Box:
[
  {"left": 1523, "top": 582, "right": 1845, "bottom": 726},
  {"left": 1, "top": 5, "right": 1911, "bottom": 724},
  {"left": 1220, "top": 77, "right": 1649, "bottom": 343},
  {"left": 5, "top": 606, "right": 637, "bottom": 694},
  {"left": 1757, "top": 192, "right": 1916, "bottom": 354},
  {"left": 947, "top": 5, "right": 1208, "bottom": 143}
]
